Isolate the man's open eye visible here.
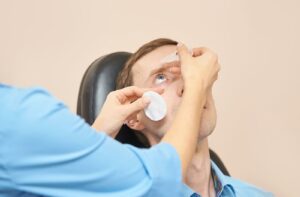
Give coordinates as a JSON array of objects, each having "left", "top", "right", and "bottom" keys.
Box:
[{"left": 154, "top": 73, "right": 167, "bottom": 85}]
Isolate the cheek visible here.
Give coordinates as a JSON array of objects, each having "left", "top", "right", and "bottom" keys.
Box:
[
  {"left": 202, "top": 98, "right": 217, "bottom": 120},
  {"left": 202, "top": 107, "right": 217, "bottom": 123},
  {"left": 199, "top": 103, "right": 217, "bottom": 132},
  {"left": 161, "top": 89, "right": 182, "bottom": 121}
]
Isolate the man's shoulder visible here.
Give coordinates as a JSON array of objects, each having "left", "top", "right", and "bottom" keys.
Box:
[{"left": 224, "top": 176, "right": 274, "bottom": 196}]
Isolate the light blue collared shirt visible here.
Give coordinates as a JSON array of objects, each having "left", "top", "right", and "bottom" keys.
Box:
[
  {"left": 0, "top": 84, "right": 182, "bottom": 197},
  {"left": 182, "top": 161, "right": 274, "bottom": 197}
]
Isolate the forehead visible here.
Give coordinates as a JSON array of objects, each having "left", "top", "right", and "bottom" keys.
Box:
[{"left": 132, "top": 45, "right": 177, "bottom": 87}]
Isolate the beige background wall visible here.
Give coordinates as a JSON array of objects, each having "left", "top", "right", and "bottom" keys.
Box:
[{"left": 1, "top": 0, "right": 299, "bottom": 196}]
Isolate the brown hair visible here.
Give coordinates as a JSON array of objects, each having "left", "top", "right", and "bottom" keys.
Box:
[{"left": 116, "top": 38, "right": 178, "bottom": 89}]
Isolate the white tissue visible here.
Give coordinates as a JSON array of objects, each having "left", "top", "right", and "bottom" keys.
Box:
[{"left": 143, "top": 91, "right": 167, "bottom": 121}]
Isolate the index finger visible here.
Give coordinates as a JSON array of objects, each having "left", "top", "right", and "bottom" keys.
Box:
[
  {"left": 117, "top": 86, "right": 164, "bottom": 102},
  {"left": 177, "top": 42, "right": 191, "bottom": 63}
]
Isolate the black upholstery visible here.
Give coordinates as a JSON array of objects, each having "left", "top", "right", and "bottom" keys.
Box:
[{"left": 77, "top": 52, "right": 230, "bottom": 176}]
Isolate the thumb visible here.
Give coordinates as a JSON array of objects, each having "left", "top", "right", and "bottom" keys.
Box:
[
  {"left": 123, "top": 97, "right": 150, "bottom": 117},
  {"left": 177, "top": 42, "right": 190, "bottom": 63}
]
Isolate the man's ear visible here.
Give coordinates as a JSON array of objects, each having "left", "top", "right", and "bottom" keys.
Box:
[{"left": 125, "top": 114, "right": 145, "bottom": 131}]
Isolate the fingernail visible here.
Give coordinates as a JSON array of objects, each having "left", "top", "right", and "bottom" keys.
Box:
[
  {"left": 160, "top": 87, "right": 165, "bottom": 93},
  {"left": 143, "top": 97, "right": 151, "bottom": 104},
  {"left": 155, "top": 87, "right": 164, "bottom": 94},
  {"left": 189, "top": 48, "right": 194, "bottom": 55}
]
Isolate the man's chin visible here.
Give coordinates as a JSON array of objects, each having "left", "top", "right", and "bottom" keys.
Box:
[{"left": 198, "top": 125, "right": 216, "bottom": 141}]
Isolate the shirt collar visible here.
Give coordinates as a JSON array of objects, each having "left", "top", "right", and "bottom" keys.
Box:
[
  {"left": 211, "top": 161, "right": 236, "bottom": 196},
  {"left": 182, "top": 160, "right": 236, "bottom": 197}
]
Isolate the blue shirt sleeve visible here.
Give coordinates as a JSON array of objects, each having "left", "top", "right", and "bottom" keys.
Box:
[{"left": 0, "top": 85, "right": 182, "bottom": 197}]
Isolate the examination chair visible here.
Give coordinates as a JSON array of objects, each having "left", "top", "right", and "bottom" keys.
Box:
[{"left": 77, "top": 52, "right": 230, "bottom": 176}]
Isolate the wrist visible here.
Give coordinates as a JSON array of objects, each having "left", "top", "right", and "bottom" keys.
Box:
[{"left": 184, "top": 79, "right": 207, "bottom": 95}]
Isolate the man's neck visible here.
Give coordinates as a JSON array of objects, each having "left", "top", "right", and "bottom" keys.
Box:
[
  {"left": 147, "top": 133, "right": 216, "bottom": 196},
  {"left": 185, "top": 139, "right": 216, "bottom": 197}
]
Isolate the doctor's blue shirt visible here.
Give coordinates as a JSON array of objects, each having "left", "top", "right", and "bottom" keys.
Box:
[
  {"left": 0, "top": 84, "right": 273, "bottom": 197},
  {"left": 0, "top": 84, "right": 182, "bottom": 197}
]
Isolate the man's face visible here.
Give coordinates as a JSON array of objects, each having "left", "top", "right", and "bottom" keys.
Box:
[{"left": 127, "top": 45, "right": 217, "bottom": 144}]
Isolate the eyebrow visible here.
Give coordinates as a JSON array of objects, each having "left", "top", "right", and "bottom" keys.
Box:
[
  {"left": 149, "top": 65, "right": 167, "bottom": 77},
  {"left": 148, "top": 62, "right": 179, "bottom": 78}
]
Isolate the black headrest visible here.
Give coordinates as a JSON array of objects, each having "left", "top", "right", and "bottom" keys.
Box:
[{"left": 77, "top": 52, "right": 130, "bottom": 124}]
